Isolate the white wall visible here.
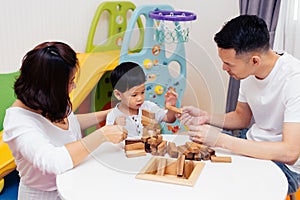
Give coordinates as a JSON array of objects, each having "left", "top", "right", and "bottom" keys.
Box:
[{"left": 0, "top": 0, "right": 239, "bottom": 114}]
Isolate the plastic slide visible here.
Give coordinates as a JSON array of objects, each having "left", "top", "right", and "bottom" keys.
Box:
[
  {"left": 71, "top": 50, "right": 120, "bottom": 111},
  {"left": 0, "top": 130, "right": 16, "bottom": 192}
]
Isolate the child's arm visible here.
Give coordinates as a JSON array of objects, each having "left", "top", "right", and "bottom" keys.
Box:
[{"left": 163, "top": 90, "right": 178, "bottom": 123}]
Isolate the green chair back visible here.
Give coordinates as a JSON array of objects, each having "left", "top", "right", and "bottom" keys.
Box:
[{"left": 0, "top": 71, "right": 20, "bottom": 130}]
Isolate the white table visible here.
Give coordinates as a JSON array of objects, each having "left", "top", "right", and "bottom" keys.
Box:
[{"left": 57, "top": 135, "right": 288, "bottom": 200}]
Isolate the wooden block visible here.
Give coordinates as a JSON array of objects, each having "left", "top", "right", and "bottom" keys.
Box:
[
  {"left": 157, "top": 140, "right": 167, "bottom": 151},
  {"left": 185, "top": 142, "right": 200, "bottom": 153},
  {"left": 167, "top": 142, "right": 179, "bottom": 158},
  {"left": 147, "top": 135, "right": 162, "bottom": 147},
  {"left": 125, "top": 139, "right": 143, "bottom": 145},
  {"left": 144, "top": 123, "right": 159, "bottom": 130},
  {"left": 194, "top": 153, "right": 202, "bottom": 161},
  {"left": 165, "top": 104, "right": 183, "bottom": 114},
  {"left": 124, "top": 142, "right": 144, "bottom": 151},
  {"left": 156, "top": 158, "right": 167, "bottom": 176},
  {"left": 141, "top": 115, "right": 157, "bottom": 126},
  {"left": 211, "top": 156, "right": 232, "bottom": 163},
  {"left": 177, "top": 145, "right": 193, "bottom": 159},
  {"left": 157, "top": 148, "right": 167, "bottom": 156},
  {"left": 176, "top": 154, "right": 186, "bottom": 177},
  {"left": 164, "top": 159, "right": 177, "bottom": 175},
  {"left": 207, "top": 147, "right": 216, "bottom": 156},
  {"left": 186, "top": 142, "right": 208, "bottom": 151},
  {"left": 155, "top": 128, "right": 161, "bottom": 136},
  {"left": 156, "top": 135, "right": 163, "bottom": 145},
  {"left": 126, "top": 149, "right": 147, "bottom": 158},
  {"left": 142, "top": 109, "right": 156, "bottom": 119},
  {"left": 183, "top": 160, "right": 194, "bottom": 178},
  {"left": 200, "top": 150, "right": 211, "bottom": 160},
  {"left": 177, "top": 145, "right": 188, "bottom": 154},
  {"left": 142, "top": 128, "right": 150, "bottom": 137}
]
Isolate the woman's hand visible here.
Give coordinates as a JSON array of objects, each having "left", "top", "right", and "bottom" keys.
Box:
[
  {"left": 100, "top": 125, "right": 128, "bottom": 144},
  {"left": 114, "top": 116, "right": 126, "bottom": 126}
]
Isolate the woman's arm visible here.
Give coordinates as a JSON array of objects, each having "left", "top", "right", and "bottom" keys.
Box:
[{"left": 76, "top": 109, "right": 111, "bottom": 130}]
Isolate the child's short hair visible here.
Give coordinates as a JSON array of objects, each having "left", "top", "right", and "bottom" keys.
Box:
[{"left": 110, "top": 62, "right": 146, "bottom": 92}]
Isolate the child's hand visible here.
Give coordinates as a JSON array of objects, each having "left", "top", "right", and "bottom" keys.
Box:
[
  {"left": 114, "top": 116, "right": 126, "bottom": 126},
  {"left": 165, "top": 90, "right": 178, "bottom": 107}
]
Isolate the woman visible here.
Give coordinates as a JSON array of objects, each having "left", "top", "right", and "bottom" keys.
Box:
[{"left": 3, "top": 41, "right": 127, "bottom": 199}]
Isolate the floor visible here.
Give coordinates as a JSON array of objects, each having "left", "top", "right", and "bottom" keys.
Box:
[{"left": 0, "top": 170, "right": 19, "bottom": 200}]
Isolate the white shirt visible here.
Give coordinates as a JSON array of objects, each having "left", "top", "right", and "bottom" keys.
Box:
[
  {"left": 3, "top": 107, "right": 82, "bottom": 191},
  {"left": 106, "top": 101, "right": 167, "bottom": 137},
  {"left": 239, "top": 52, "right": 300, "bottom": 173}
]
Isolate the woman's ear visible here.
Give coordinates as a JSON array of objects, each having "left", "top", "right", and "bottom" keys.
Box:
[{"left": 113, "top": 89, "right": 122, "bottom": 101}]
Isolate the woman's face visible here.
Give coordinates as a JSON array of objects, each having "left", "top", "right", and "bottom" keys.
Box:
[{"left": 68, "top": 69, "right": 76, "bottom": 94}]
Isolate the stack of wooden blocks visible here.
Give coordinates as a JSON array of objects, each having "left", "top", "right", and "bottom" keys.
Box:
[{"left": 124, "top": 109, "right": 231, "bottom": 163}]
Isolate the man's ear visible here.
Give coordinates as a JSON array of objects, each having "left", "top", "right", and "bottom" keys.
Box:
[
  {"left": 251, "top": 55, "right": 260, "bottom": 66},
  {"left": 113, "top": 89, "right": 122, "bottom": 101}
]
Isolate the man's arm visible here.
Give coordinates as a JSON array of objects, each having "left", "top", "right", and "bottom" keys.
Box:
[
  {"left": 217, "top": 122, "right": 300, "bottom": 165},
  {"left": 209, "top": 102, "right": 253, "bottom": 130}
]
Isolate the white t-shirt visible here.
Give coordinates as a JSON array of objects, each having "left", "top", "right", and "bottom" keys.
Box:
[
  {"left": 238, "top": 52, "right": 300, "bottom": 173},
  {"left": 106, "top": 101, "right": 167, "bottom": 137},
  {"left": 3, "top": 107, "right": 82, "bottom": 191}
]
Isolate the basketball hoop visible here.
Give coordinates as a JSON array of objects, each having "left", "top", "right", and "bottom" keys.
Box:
[{"left": 149, "top": 10, "right": 197, "bottom": 43}]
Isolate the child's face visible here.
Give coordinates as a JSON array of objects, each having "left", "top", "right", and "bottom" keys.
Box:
[{"left": 119, "top": 83, "right": 145, "bottom": 111}]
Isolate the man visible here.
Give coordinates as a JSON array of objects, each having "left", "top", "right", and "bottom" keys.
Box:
[{"left": 179, "top": 15, "right": 300, "bottom": 194}]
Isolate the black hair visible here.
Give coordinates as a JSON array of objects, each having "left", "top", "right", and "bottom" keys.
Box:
[
  {"left": 14, "top": 41, "right": 78, "bottom": 123},
  {"left": 214, "top": 15, "right": 270, "bottom": 55},
  {"left": 110, "top": 62, "right": 146, "bottom": 92}
]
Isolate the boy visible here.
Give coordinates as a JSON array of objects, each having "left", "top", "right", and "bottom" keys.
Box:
[{"left": 106, "top": 62, "right": 178, "bottom": 137}]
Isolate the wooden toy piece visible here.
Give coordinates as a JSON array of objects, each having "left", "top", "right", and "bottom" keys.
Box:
[
  {"left": 125, "top": 150, "right": 147, "bottom": 158},
  {"left": 177, "top": 145, "right": 194, "bottom": 160},
  {"left": 185, "top": 142, "right": 201, "bottom": 153},
  {"left": 141, "top": 115, "right": 157, "bottom": 126},
  {"left": 156, "top": 158, "right": 167, "bottom": 176},
  {"left": 167, "top": 142, "right": 178, "bottom": 158},
  {"left": 124, "top": 142, "right": 144, "bottom": 151},
  {"left": 142, "top": 109, "right": 155, "bottom": 119},
  {"left": 155, "top": 128, "right": 161, "bottom": 136},
  {"left": 165, "top": 104, "right": 183, "bottom": 114},
  {"left": 125, "top": 139, "right": 143, "bottom": 145},
  {"left": 176, "top": 154, "right": 186, "bottom": 177},
  {"left": 183, "top": 160, "right": 194, "bottom": 178},
  {"left": 200, "top": 150, "right": 211, "bottom": 161},
  {"left": 194, "top": 153, "right": 201, "bottom": 161},
  {"left": 124, "top": 139, "right": 146, "bottom": 158},
  {"left": 186, "top": 142, "right": 208, "bottom": 151},
  {"left": 157, "top": 140, "right": 167, "bottom": 156},
  {"left": 210, "top": 155, "right": 232, "bottom": 163},
  {"left": 207, "top": 147, "right": 216, "bottom": 156}
]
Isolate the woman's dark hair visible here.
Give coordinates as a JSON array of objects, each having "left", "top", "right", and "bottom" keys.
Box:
[
  {"left": 214, "top": 15, "right": 270, "bottom": 55},
  {"left": 14, "top": 41, "right": 79, "bottom": 123},
  {"left": 110, "top": 62, "right": 146, "bottom": 93}
]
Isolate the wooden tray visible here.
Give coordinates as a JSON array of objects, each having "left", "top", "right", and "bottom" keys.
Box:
[{"left": 136, "top": 157, "right": 205, "bottom": 186}]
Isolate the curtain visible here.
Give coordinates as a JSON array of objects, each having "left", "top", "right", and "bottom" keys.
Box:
[
  {"left": 225, "top": 0, "right": 281, "bottom": 114},
  {"left": 273, "top": 0, "right": 300, "bottom": 60}
]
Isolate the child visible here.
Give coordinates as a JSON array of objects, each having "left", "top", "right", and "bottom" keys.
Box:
[{"left": 106, "top": 62, "right": 178, "bottom": 137}]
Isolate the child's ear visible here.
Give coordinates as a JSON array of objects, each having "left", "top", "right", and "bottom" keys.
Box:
[{"left": 113, "top": 89, "right": 122, "bottom": 101}]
